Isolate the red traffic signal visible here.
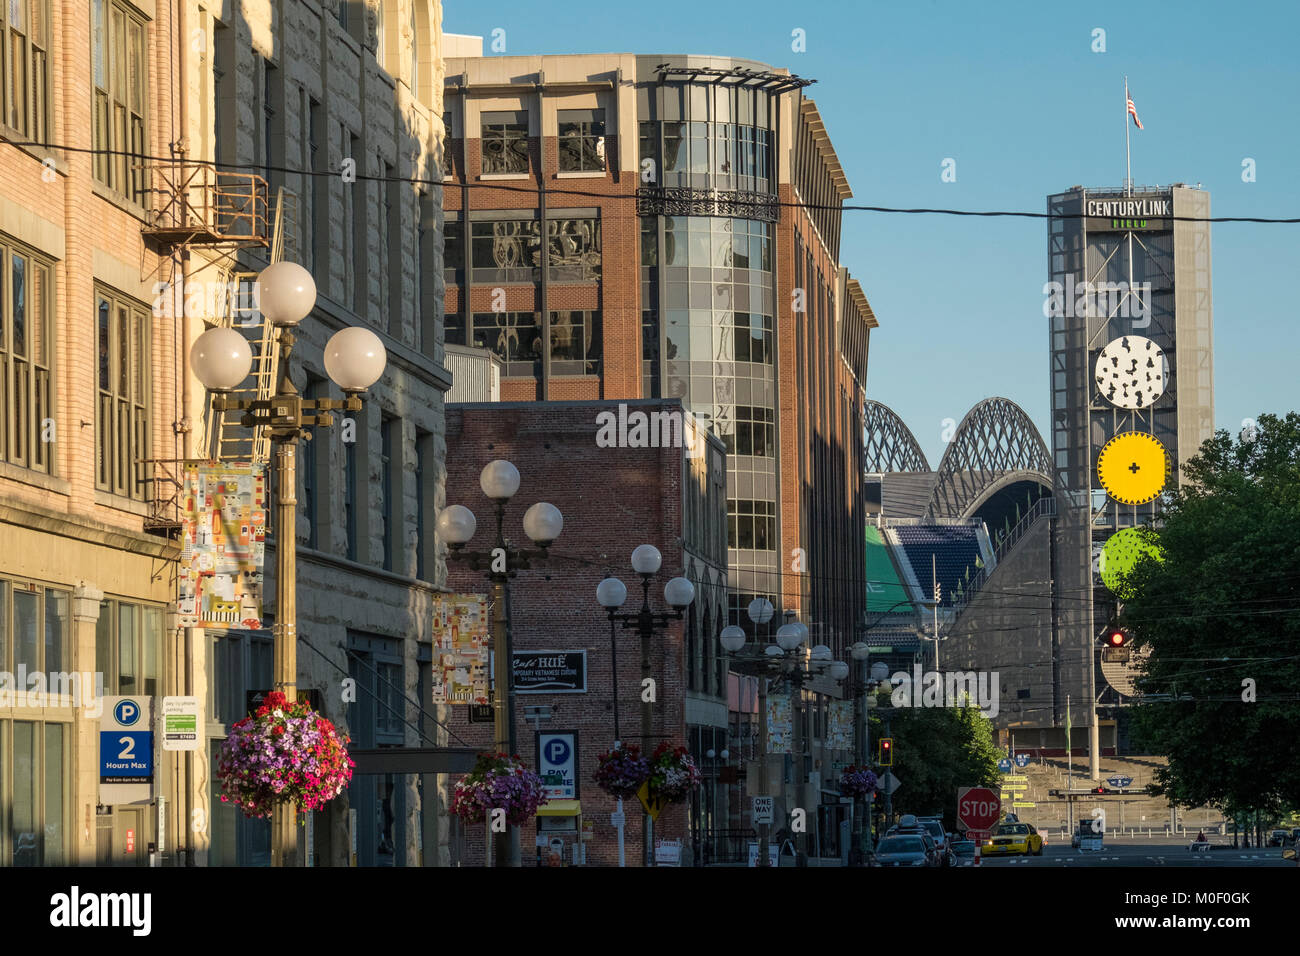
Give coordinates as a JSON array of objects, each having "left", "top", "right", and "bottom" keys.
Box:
[
  {"left": 1103, "top": 628, "right": 1128, "bottom": 648},
  {"left": 879, "top": 738, "right": 894, "bottom": 766}
]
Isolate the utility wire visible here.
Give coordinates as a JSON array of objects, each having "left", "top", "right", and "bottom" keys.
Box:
[{"left": 6, "top": 135, "right": 1298, "bottom": 224}]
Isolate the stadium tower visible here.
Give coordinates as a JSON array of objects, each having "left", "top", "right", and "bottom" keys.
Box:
[{"left": 1046, "top": 184, "right": 1214, "bottom": 774}]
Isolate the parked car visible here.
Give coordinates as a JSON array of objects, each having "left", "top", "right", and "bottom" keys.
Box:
[
  {"left": 983, "top": 822, "right": 1044, "bottom": 857},
  {"left": 874, "top": 835, "right": 934, "bottom": 867},
  {"left": 1290, "top": 827, "right": 1300, "bottom": 846},
  {"left": 950, "top": 840, "right": 977, "bottom": 867},
  {"left": 1266, "top": 829, "right": 1291, "bottom": 847}
]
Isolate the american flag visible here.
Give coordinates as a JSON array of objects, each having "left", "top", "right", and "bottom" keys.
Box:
[{"left": 1126, "top": 89, "right": 1143, "bottom": 130}]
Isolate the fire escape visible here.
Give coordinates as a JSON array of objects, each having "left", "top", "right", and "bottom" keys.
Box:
[{"left": 141, "top": 162, "right": 299, "bottom": 533}]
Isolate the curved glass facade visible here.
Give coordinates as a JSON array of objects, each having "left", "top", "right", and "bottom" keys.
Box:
[{"left": 637, "top": 62, "right": 785, "bottom": 605}]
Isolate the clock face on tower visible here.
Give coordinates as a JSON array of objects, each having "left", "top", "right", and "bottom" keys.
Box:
[
  {"left": 1095, "top": 336, "right": 1167, "bottom": 409},
  {"left": 1097, "top": 431, "right": 1169, "bottom": 505}
]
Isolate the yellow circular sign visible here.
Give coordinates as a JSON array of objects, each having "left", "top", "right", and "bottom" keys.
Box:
[{"left": 1097, "top": 432, "right": 1168, "bottom": 505}]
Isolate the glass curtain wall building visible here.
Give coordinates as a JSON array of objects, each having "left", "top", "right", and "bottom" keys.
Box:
[{"left": 637, "top": 58, "right": 806, "bottom": 630}]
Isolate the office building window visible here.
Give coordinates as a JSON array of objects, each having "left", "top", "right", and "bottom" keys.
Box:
[
  {"left": 449, "top": 312, "right": 541, "bottom": 378},
  {"left": 0, "top": 237, "right": 54, "bottom": 473},
  {"left": 443, "top": 217, "right": 463, "bottom": 283},
  {"left": 440, "top": 111, "right": 455, "bottom": 178},
  {"left": 733, "top": 312, "right": 774, "bottom": 364},
  {"left": 0, "top": 578, "right": 66, "bottom": 677},
  {"left": 415, "top": 430, "right": 432, "bottom": 580},
  {"left": 2, "top": 716, "right": 67, "bottom": 865},
  {"left": 307, "top": 96, "right": 324, "bottom": 272},
  {"left": 726, "top": 405, "right": 775, "bottom": 457},
  {"left": 547, "top": 217, "right": 601, "bottom": 281},
  {"left": 347, "top": 130, "right": 364, "bottom": 313},
  {"left": 380, "top": 416, "right": 398, "bottom": 572},
  {"left": 93, "top": 597, "right": 162, "bottom": 696},
  {"left": 480, "top": 110, "right": 528, "bottom": 174},
  {"left": 95, "top": 287, "right": 150, "bottom": 500},
  {"left": 260, "top": 58, "right": 277, "bottom": 188},
  {"left": 301, "top": 379, "right": 327, "bottom": 549},
  {"left": 558, "top": 109, "right": 605, "bottom": 172},
  {"left": 91, "top": 0, "right": 147, "bottom": 203},
  {"left": 470, "top": 218, "right": 540, "bottom": 283},
  {"left": 548, "top": 310, "right": 601, "bottom": 375},
  {"left": 728, "top": 499, "right": 776, "bottom": 551},
  {"left": 1, "top": 0, "right": 50, "bottom": 140},
  {"left": 343, "top": 425, "right": 358, "bottom": 561}
]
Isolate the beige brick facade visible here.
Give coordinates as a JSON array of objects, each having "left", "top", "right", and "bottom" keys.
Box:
[{"left": 0, "top": 0, "right": 451, "bottom": 867}]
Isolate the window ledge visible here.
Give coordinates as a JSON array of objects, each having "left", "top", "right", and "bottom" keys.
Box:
[
  {"left": 91, "top": 182, "right": 151, "bottom": 223},
  {"left": 94, "top": 489, "right": 152, "bottom": 518},
  {"left": 0, "top": 460, "right": 70, "bottom": 495},
  {"left": 478, "top": 172, "right": 531, "bottom": 181},
  {"left": 555, "top": 170, "right": 607, "bottom": 179}
]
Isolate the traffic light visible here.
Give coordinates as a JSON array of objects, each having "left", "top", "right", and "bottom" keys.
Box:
[
  {"left": 879, "top": 737, "right": 894, "bottom": 766},
  {"left": 1103, "top": 627, "right": 1128, "bottom": 648}
]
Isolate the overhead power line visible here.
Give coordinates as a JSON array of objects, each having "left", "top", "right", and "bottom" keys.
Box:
[{"left": 6, "top": 135, "right": 1299, "bottom": 224}]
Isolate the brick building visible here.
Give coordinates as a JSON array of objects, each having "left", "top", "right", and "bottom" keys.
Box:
[
  {"left": 441, "top": 399, "right": 727, "bottom": 866},
  {"left": 440, "top": 51, "right": 877, "bottom": 859},
  {"left": 0, "top": 0, "right": 453, "bottom": 868}
]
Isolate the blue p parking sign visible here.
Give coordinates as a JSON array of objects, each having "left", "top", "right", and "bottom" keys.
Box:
[
  {"left": 114, "top": 699, "right": 141, "bottom": 726},
  {"left": 537, "top": 731, "right": 578, "bottom": 800}
]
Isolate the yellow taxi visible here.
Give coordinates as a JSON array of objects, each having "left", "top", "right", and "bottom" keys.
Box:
[{"left": 982, "top": 822, "right": 1044, "bottom": 857}]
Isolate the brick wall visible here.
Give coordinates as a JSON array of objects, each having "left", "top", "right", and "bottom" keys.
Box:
[{"left": 442, "top": 400, "right": 696, "bottom": 866}]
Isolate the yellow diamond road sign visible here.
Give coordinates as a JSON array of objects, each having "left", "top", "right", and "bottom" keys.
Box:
[{"left": 637, "top": 781, "right": 667, "bottom": 821}]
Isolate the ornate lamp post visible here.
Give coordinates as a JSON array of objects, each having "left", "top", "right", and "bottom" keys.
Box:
[
  {"left": 189, "top": 260, "right": 388, "bottom": 868},
  {"left": 840, "top": 643, "right": 890, "bottom": 865},
  {"left": 437, "top": 460, "right": 563, "bottom": 868},
  {"left": 598, "top": 544, "right": 695, "bottom": 867},
  {"left": 719, "top": 609, "right": 845, "bottom": 867}
]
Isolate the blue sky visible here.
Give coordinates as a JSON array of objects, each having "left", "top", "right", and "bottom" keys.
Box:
[{"left": 447, "top": 0, "right": 1299, "bottom": 465}]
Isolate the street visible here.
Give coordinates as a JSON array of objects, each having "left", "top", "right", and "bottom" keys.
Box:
[{"left": 981, "top": 841, "right": 1297, "bottom": 868}]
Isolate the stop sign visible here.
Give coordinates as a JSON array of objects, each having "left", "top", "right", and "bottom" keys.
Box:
[{"left": 957, "top": 786, "right": 1001, "bottom": 832}]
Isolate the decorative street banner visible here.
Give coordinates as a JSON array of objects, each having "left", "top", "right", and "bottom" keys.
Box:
[
  {"left": 828, "top": 700, "right": 854, "bottom": 751},
  {"left": 178, "top": 461, "right": 266, "bottom": 629},
  {"left": 513, "top": 650, "right": 587, "bottom": 694},
  {"left": 766, "top": 695, "right": 792, "bottom": 754},
  {"left": 431, "top": 594, "right": 490, "bottom": 705}
]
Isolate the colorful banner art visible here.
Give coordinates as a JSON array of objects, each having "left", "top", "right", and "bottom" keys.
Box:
[
  {"left": 828, "top": 700, "right": 854, "bottom": 751},
  {"left": 766, "top": 695, "right": 793, "bottom": 754},
  {"left": 431, "top": 594, "right": 490, "bottom": 705},
  {"left": 178, "top": 461, "right": 266, "bottom": 629}
]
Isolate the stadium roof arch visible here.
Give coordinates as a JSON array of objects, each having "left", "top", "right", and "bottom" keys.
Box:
[
  {"left": 925, "top": 397, "right": 1053, "bottom": 522},
  {"left": 863, "top": 400, "right": 929, "bottom": 473}
]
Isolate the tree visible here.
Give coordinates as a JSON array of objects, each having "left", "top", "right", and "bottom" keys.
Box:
[
  {"left": 870, "top": 697, "right": 1001, "bottom": 831},
  {"left": 1124, "top": 412, "right": 1300, "bottom": 823}
]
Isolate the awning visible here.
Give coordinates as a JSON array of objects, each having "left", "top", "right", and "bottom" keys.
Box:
[{"left": 537, "top": 800, "right": 581, "bottom": 817}]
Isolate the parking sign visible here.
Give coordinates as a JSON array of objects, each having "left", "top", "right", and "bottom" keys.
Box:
[{"left": 537, "top": 731, "right": 579, "bottom": 799}]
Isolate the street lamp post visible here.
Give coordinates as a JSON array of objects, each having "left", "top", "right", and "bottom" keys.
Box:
[
  {"left": 189, "top": 261, "right": 388, "bottom": 868},
  {"left": 843, "top": 643, "right": 890, "bottom": 865},
  {"left": 598, "top": 545, "right": 695, "bottom": 867},
  {"left": 719, "top": 608, "right": 845, "bottom": 869},
  {"left": 437, "top": 461, "right": 563, "bottom": 868}
]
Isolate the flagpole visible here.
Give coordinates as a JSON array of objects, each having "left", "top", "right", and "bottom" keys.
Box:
[{"left": 1124, "top": 76, "right": 1131, "bottom": 196}]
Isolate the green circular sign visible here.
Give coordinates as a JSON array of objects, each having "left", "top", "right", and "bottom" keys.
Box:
[{"left": 1099, "top": 528, "right": 1163, "bottom": 595}]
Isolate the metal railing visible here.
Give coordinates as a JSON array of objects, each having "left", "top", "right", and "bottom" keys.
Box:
[
  {"left": 949, "top": 497, "right": 1057, "bottom": 619},
  {"left": 142, "top": 162, "right": 271, "bottom": 244}
]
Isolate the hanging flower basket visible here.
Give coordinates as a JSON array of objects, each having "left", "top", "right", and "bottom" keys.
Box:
[
  {"left": 593, "top": 743, "right": 651, "bottom": 799},
  {"left": 840, "top": 766, "right": 878, "bottom": 799},
  {"left": 216, "top": 691, "right": 354, "bottom": 820},
  {"left": 451, "top": 752, "right": 549, "bottom": 826},
  {"left": 647, "top": 741, "right": 701, "bottom": 804}
]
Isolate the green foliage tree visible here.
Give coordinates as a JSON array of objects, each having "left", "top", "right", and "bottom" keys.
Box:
[
  {"left": 1124, "top": 412, "right": 1300, "bottom": 823},
  {"left": 870, "top": 696, "right": 1001, "bottom": 831}
]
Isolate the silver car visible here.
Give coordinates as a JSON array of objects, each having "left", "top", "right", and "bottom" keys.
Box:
[{"left": 874, "top": 835, "right": 933, "bottom": 867}]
